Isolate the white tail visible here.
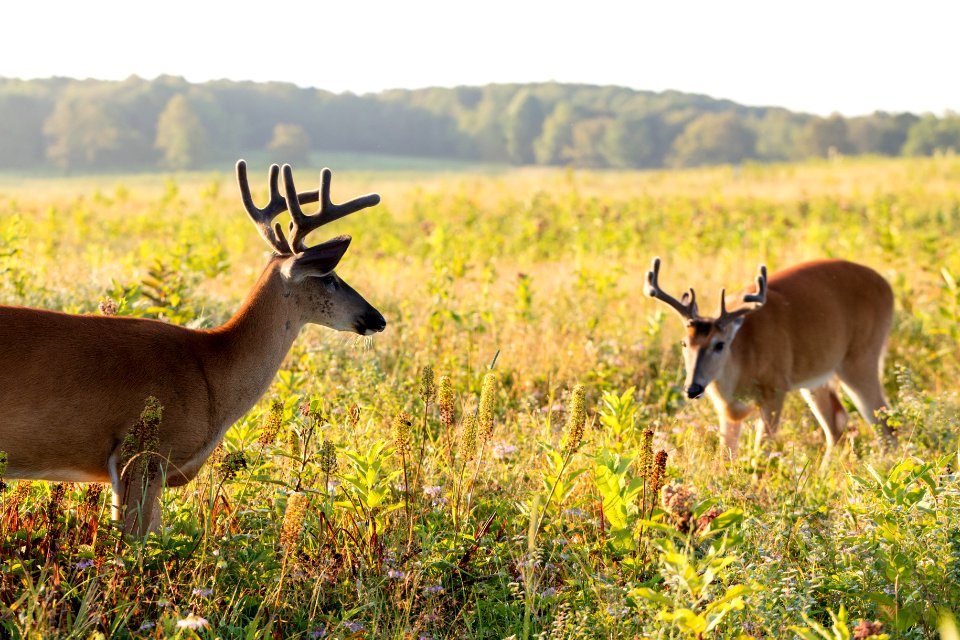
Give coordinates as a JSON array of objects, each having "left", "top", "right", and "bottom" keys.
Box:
[
  {"left": 646, "top": 258, "right": 895, "bottom": 455},
  {"left": 0, "top": 160, "right": 386, "bottom": 535}
]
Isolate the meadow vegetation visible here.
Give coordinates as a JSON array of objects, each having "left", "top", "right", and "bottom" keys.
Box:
[{"left": 1, "top": 155, "right": 960, "bottom": 638}]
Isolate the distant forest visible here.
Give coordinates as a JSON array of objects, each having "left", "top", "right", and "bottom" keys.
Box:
[{"left": 1, "top": 76, "right": 959, "bottom": 172}]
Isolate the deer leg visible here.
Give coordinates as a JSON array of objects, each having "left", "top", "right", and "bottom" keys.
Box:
[
  {"left": 719, "top": 416, "right": 743, "bottom": 457},
  {"left": 800, "top": 383, "right": 849, "bottom": 449},
  {"left": 755, "top": 392, "right": 785, "bottom": 451},
  {"left": 838, "top": 361, "right": 895, "bottom": 445},
  {"left": 109, "top": 443, "right": 164, "bottom": 536}
]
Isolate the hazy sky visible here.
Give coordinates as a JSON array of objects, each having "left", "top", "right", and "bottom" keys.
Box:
[{"left": 3, "top": 1, "right": 957, "bottom": 117}]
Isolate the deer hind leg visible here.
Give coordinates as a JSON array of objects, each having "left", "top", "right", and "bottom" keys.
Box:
[
  {"left": 838, "top": 357, "right": 895, "bottom": 445},
  {"left": 719, "top": 416, "right": 743, "bottom": 457},
  {"left": 800, "top": 382, "right": 849, "bottom": 449}
]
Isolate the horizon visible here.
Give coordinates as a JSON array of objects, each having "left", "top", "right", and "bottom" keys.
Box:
[{"left": 4, "top": 1, "right": 959, "bottom": 118}]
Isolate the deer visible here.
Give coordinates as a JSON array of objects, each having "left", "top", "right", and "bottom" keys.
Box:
[
  {"left": 645, "top": 257, "right": 895, "bottom": 456},
  {"left": 0, "top": 160, "right": 386, "bottom": 535}
]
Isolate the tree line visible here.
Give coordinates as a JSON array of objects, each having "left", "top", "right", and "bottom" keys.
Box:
[{"left": 1, "top": 75, "right": 958, "bottom": 172}]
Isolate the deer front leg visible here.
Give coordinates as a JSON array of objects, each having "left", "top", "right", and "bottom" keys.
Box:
[
  {"left": 755, "top": 391, "right": 786, "bottom": 451},
  {"left": 719, "top": 416, "right": 743, "bottom": 457},
  {"left": 109, "top": 444, "right": 164, "bottom": 536}
]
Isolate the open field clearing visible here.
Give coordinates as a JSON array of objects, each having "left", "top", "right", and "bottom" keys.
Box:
[{"left": 1, "top": 156, "right": 960, "bottom": 638}]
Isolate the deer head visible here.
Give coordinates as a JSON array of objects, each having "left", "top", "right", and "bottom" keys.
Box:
[
  {"left": 236, "top": 160, "right": 386, "bottom": 335},
  {"left": 646, "top": 257, "right": 767, "bottom": 398}
]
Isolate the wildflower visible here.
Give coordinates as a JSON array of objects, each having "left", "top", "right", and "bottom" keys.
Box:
[
  {"left": 120, "top": 396, "right": 163, "bottom": 477},
  {"left": 461, "top": 415, "right": 478, "bottom": 461},
  {"left": 299, "top": 399, "right": 312, "bottom": 418},
  {"left": 387, "top": 569, "right": 406, "bottom": 579},
  {"left": 478, "top": 372, "right": 498, "bottom": 443},
  {"left": 280, "top": 492, "right": 308, "bottom": 552},
  {"left": 138, "top": 621, "right": 156, "bottom": 631},
  {"left": 650, "top": 450, "right": 668, "bottom": 501},
  {"left": 438, "top": 376, "right": 455, "bottom": 428},
  {"left": 540, "top": 587, "right": 558, "bottom": 598},
  {"left": 6, "top": 480, "right": 32, "bottom": 512},
  {"left": 561, "top": 384, "right": 587, "bottom": 456},
  {"left": 696, "top": 506, "right": 724, "bottom": 533},
  {"left": 98, "top": 297, "right": 118, "bottom": 315},
  {"left": 638, "top": 429, "right": 654, "bottom": 478},
  {"left": 392, "top": 411, "right": 413, "bottom": 455},
  {"left": 492, "top": 443, "right": 518, "bottom": 460},
  {"left": 661, "top": 482, "right": 696, "bottom": 532},
  {"left": 853, "top": 620, "right": 885, "bottom": 640},
  {"left": 309, "top": 627, "right": 328, "bottom": 639},
  {"left": 423, "top": 485, "right": 442, "bottom": 497},
  {"left": 258, "top": 398, "right": 284, "bottom": 447},
  {"left": 420, "top": 365, "right": 437, "bottom": 405},
  {"left": 320, "top": 439, "right": 338, "bottom": 475},
  {"left": 192, "top": 587, "right": 213, "bottom": 597},
  {"left": 424, "top": 584, "right": 445, "bottom": 594},
  {"left": 176, "top": 613, "right": 210, "bottom": 630},
  {"left": 217, "top": 451, "right": 247, "bottom": 481},
  {"left": 75, "top": 559, "right": 95, "bottom": 570},
  {"left": 342, "top": 621, "right": 364, "bottom": 633}
]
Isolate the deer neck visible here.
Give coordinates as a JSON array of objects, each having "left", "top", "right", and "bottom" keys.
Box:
[{"left": 204, "top": 258, "right": 304, "bottom": 429}]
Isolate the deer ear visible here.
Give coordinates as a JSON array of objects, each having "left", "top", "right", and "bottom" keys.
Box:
[{"left": 280, "top": 235, "right": 352, "bottom": 282}]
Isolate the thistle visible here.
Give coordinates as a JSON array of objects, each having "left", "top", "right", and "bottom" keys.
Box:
[
  {"left": 438, "top": 376, "right": 455, "bottom": 429},
  {"left": 420, "top": 365, "right": 437, "bottom": 405},
  {"left": 561, "top": 384, "right": 587, "bottom": 456},
  {"left": 393, "top": 411, "right": 413, "bottom": 455},
  {"left": 279, "top": 492, "right": 308, "bottom": 552},
  {"left": 258, "top": 398, "right": 284, "bottom": 447},
  {"left": 478, "top": 372, "right": 498, "bottom": 444}
]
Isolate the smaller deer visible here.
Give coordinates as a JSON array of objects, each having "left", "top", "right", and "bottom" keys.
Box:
[{"left": 645, "top": 257, "right": 895, "bottom": 454}]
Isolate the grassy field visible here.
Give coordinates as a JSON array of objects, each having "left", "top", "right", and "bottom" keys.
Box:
[{"left": 1, "top": 155, "right": 960, "bottom": 638}]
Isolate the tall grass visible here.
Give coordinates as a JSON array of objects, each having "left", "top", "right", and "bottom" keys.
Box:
[{"left": 1, "top": 156, "right": 959, "bottom": 638}]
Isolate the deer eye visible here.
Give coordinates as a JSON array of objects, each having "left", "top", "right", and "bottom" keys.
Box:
[
  {"left": 680, "top": 340, "right": 687, "bottom": 348},
  {"left": 714, "top": 341, "right": 725, "bottom": 352},
  {"left": 320, "top": 275, "right": 338, "bottom": 290}
]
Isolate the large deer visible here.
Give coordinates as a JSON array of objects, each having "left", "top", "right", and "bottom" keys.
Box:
[
  {"left": 0, "top": 161, "right": 386, "bottom": 534},
  {"left": 645, "top": 257, "right": 895, "bottom": 455}
]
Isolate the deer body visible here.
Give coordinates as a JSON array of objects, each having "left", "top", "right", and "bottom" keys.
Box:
[
  {"left": 647, "top": 258, "right": 894, "bottom": 454},
  {"left": 0, "top": 162, "right": 386, "bottom": 534}
]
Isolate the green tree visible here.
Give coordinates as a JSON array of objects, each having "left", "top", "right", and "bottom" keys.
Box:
[
  {"left": 267, "top": 123, "right": 312, "bottom": 164},
  {"left": 504, "top": 90, "right": 545, "bottom": 165},
  {"left": 155, "top": 94, "right": 209, "bottom": 170},
  {"left": 667, "top": 112, "right": 756, "bottom": 167},
  {"left": 796, "top": 114, "right": 852, "bottom": 158},
  {"left": 44, "top": 92, "right": 142, "bottom": 171},
  {"left": 902, "top": 113, "right": 960, "bottom": 155},
  {"left": 534, "top": 102, "right": 575, "bottom": 165},
  {"left": 601, "top": 112, "right": 670, "bottom": 168}
]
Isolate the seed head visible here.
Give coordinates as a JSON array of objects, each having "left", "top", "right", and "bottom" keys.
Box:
[
  {"left": 461, "top": 414, "right": 478, "bottom": 461},
  {"left": 280, "top": 492, "right": 309, "bottom": 552},
  {"left": 7, "top": 481, "right": 33, "bottom": 512},
  {"left": 561, "top": 384, "right": 587, "bottom": 456},
  {"left": 661, "top": 482, "right": 696, "bottom": 532},
  {"left": 320, "top": 439, "right": 338, "bottom": 475},
  {"left": 0, "top": 450, "right": 7, "bottom": 478},
  {"left": 259, "top": 398, "right": 284, "bottom": 447},
  {"left": 218, "top": 451, "right": 247, "bottom": 481},
  {"left": 98, "top": 297, "right": 118, "bottom": 316},
  {"left": 650, "top": 450, "right": 668, "bottom": 501},
  {"left": 639, "top": 429, "right": 654, "bottom": 478},
  {"left": 393, "top": 411, "right": 413, "bottom": 455},
  {"left": 120, "top": 396, "right": 163, "bottom": 478},
  {"left": 420, "top": 365, "right": 437, "bottom": 405},
  {"left": 478, "top": 372, "right": 498, "bottom": 443},
  {"left": 438, "top": 376, "right": 455, "bottom": 428}
]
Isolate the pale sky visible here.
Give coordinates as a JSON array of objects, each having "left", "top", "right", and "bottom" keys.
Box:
[{"left": 2, "top": 0, "right": 957, "bottom": 117}]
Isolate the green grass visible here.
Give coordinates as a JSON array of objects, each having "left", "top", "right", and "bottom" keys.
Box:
[{"left": 1, "top": 156, "right": 960, "bottom": 638}]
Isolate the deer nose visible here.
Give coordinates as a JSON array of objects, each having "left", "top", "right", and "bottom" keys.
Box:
[
  {"left": 686, "top": 383, "right": 705, "bottom": 399},
  {"left": 357, "top": 310, "right": 386, "bottom": 336}
]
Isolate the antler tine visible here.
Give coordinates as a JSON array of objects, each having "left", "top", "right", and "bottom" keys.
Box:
[
  {"left": 717, "top": 264, "right": 768, "bottom": 327},
  {"left": 645, "top": 257, "right": 697, "bottom": 320},
  {"left": 236, "top": 160, "right": 292, "bottom": 254},
  {"left": 282, "top": 165, "right": 381, "bottom": 253}
]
